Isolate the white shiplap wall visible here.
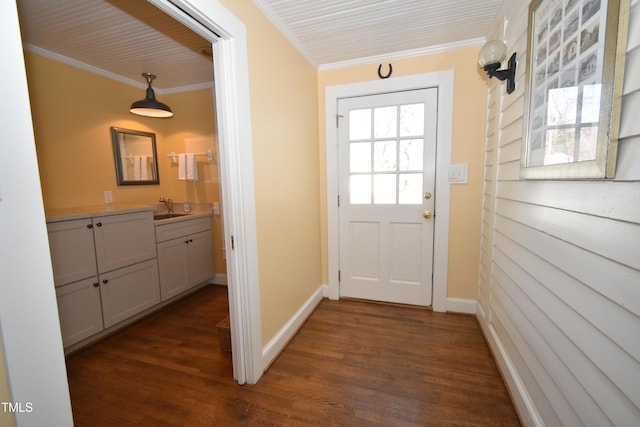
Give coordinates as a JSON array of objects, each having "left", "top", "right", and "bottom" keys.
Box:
[{"left": 477, "top": 1, "right": 640, "bottom": 426}]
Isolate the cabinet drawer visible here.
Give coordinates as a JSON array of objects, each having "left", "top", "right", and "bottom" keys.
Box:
[{"left": 155, "top": 216, "right": 211, "bottom": 243}]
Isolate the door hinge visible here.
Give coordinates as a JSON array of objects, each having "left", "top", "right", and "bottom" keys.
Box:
[
  {"left": 338, "top": 270, "right": 341, "bottom": 282},
  {"left": 336, "top": 114, "right": 344, "bottom": 128},
  {"left": 230, "top": 235, "right": 235, "bottom": 250},
  {"left": 337, "top": 195, "right": 340, "bottom": 207}
]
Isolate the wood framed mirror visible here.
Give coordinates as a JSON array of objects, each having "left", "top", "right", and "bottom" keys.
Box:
[{"left": 111, "top": 127, "right": 160, "bottom": 185}]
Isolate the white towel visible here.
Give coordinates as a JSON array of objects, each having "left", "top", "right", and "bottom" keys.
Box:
[
  {"left": 133, "top": 155, "right": 142, "bottom": 180},
  {"left": 140, "top": 156, "right": 149, "bottom": 180},
  {"left": 186, "top": 153, "right": 198, "bottom": 181},
  {"left": 178, "top": 153, "right": 187, "bottom": 180}
]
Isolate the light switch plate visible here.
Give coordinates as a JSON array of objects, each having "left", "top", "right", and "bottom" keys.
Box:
[
  {"left": 448, "top": 164, "right": 468, "bottom": 184},
  {"left": 104, "top": 190, "right": 113, "bottom": 203}
]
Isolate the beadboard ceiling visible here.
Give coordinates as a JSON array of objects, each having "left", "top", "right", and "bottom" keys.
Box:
[
  {"left": 254, "top": 0, "right": 506, "bottom": 69},
  {"left": 17, "top": 0, "right": 214, "bottom": 92},
  {"left": 17, "top": 0, "right": 504, "bottom": 91}
]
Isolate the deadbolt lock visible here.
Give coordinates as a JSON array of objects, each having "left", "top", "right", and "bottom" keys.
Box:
[{"left": 424, "top": 192, "right": 432, "bottom": 200}]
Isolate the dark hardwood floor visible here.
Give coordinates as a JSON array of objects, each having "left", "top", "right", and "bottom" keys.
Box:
[{"left": 66, "top": 285, "right": 521, "bottom": 426}]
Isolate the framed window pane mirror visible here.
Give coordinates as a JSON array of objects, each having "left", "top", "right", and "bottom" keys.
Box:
[
  {"left": 111, "top": 127, "right": 160, "bottom": 185},
  {"left": 521, "top": 0, "right": 629, "bottom": 179}
]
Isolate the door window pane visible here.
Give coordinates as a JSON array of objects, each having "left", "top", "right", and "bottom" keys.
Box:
[
  {"left": 400, "top": 103, "right": 425, "bottom": 136},
  {"left": 373, "top": 174, "right": 396, "bottom": 204},
  {"left": 374, "top": 106, "right": 397, "bottom": 138},
  {"left": 399, "top": 173, "right": 423, "bottom": 204},
  {"left": 350, "top": 142, "right": 371, "bottom": 172},
  {"left": 399, "top": 139, "right": 423, "bottom": 171},
  {"left": 374, "top": 140, "right": 396, "bottom": 172},
  {"left": 350, "top": 109, "right": 371, "bottom": 140},
  {"left": 350, "top": 175, "right": 371, "bottom": 204}
]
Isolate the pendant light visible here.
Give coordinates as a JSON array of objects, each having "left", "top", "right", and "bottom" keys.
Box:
[{"left": 129, "top": 72, "right": 173, "bottom": 118}]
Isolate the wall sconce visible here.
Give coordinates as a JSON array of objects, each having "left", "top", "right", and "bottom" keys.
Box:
[
  {"left": 478, "top": 40, "right": 516, "bottom": 94},
  {"left": 129, "top": 73, "right": 173, "bottom": 118}
]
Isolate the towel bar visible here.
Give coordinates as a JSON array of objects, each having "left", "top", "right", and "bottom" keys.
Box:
[{"left": 167, "top": 149, "right": 213, "bottom": 164}]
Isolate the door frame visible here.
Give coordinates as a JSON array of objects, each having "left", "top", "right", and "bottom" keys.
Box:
[
  {"left": 325, "top": 71, "right": 454, "bottom": 312},
  {"left": 134, "top": 0, "right": 265, "bottom": 384}
]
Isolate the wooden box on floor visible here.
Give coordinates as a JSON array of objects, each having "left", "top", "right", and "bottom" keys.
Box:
[{"left": 216, "top": 316, "right": 231, "bottom": 352}]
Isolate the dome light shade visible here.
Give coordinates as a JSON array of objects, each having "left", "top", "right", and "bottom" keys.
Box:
[
  {"left": 478, "top": 40, "right": 507, "bottom": 67},
  {"left": 478, "top": 40, "right": 517, "bottom": 94},
  {"left": 129, "top": 73, "right": 173, "bottom": 118}
]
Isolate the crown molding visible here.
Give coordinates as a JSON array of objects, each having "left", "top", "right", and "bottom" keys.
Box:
[
  {"left": 251, "top": 0, "right": 318, "bottom": 68},
  {"left": 22, "top": 44, "right": 213, "bottom": 94},
  {"left": 318, "top": 37, "right": 486, "bottom": 71}
]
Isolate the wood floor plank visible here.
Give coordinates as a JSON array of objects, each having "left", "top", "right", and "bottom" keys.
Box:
[{"left": 65, "top": 285, "right": 521, "bottom": 426}]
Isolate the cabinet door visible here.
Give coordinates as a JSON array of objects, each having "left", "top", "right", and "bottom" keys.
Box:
[
  {"left": 157, "top": 237, "right": 190, "bottom": 300},
  {"left": 47, "top": 219, "right": 97, "bottom": 286},
  {"left": 188, "top": 230, "right": 214, "bottom": 288},
  {"left": 56, "top": 277, "right": 104, "bottom": 347},
  {"left": 100, "top": 259, "right": 160, "bottom": 328},
  {"left": 93, "top": 211, "right": 157, "bottom": 273}
]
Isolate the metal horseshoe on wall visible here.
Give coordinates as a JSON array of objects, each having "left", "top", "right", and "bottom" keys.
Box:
[{"left": 378, "top": 63, "right": 392, "bottom": 79}]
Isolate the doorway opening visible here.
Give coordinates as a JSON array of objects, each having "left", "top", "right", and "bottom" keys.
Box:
[{"left": 15, "top": 0, "right": 262, "bottom": 388}]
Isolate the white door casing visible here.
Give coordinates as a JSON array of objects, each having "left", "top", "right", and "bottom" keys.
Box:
[
  {"left": 148, "top": 0, "right": 263, "bottom": 384},
  {"left": 337, "top": 88, "right": 437, "bottom": 306},
  {"left": 326, "top": 71, "right": 454, "bottom": 312}
]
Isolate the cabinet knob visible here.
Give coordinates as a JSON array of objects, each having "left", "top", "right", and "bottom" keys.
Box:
[
  {"left": 189, "top": 239, "right": 193, "bottom": 243},
  {"left": 87, "top": 224, "right": 93, "bottom": 229},
  {"left": 185, "top": 240, "right": 190, "bottom": 244},
  {"left": 96, "top": 222, "right": 102, "bottom": 227},
  {"left": 102, "top": 279, "right": 109, "bottom": 284},
  {"left": 93, "top": 282, "right": 99, "bottom": 287}
]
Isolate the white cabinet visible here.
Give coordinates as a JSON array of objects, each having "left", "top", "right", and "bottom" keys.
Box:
[
  {"left": 47, "top": 210, "right": 160, "bottom": 348},
  {"left": 156, "top": 238, "right": 190, "bottom": 299},
  {"left": 100, "top": 258, "right": 160, "bottom": 328},
  {"left": 47, "top": 219, "right": 97, "bottom": 286},
  {"left": 93, "top": 212, "right": 157, "bottom": 273},
  {"left": 55, "top": 277, "right": 103, "bottom": 348},
  {"left": 156, "top": 216, "right": 214, "bottom": 300}
]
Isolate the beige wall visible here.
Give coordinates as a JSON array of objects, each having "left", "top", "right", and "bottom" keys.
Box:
[
  {"left": 24, "top": 52, "right": 226, "bottom": 274},
  {"left": 219, "top": 0, "right": 322, "bottom": 344},
  {"left": 318, "top": 47, "right": 488, "bottom": 300}
]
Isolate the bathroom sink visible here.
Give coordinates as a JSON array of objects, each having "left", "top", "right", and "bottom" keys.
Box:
[{"left": 153, "top": 213, "right": 191, "bottom": 220}]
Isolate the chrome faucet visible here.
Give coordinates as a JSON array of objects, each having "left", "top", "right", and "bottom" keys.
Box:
[{"left": 159, "top": 197, "right": 173, "bottom": 214}]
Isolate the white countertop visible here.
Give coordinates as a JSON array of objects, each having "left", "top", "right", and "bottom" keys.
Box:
[
  {"left": 45, "top": 204, "right": 155, "bottom": 222},
  {"left": 46, "top": 203, "right": 213, "bottom": 224}
]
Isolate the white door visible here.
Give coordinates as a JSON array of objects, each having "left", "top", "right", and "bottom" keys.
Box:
[{"left": 338, "top": 88, "right": 437, "bottom": 306}]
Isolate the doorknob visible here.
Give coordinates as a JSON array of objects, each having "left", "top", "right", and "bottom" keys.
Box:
[{"left": 423, "top": 210, "right": 432, "bottom": 219}]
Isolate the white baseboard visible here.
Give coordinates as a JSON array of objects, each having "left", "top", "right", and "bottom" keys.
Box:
[
  {"left": 446, "top": 297, "right": 477, "bottom": 314},
  {"left": 210, "top": 274, "right": 227, "bottom": 286},
  {"left": 477, "top": 313, "right": 542, "bottom": 427},
  {"left": 262, "top": 285, "right": 325, "bottom": 370}
]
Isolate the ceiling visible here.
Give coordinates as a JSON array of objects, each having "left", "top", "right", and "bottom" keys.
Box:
[
  {"left": 17, "top": 0, "right": 505, "bottom": 91},
  {"left": 17, "top": 0, "right": 214, "bottom": 92},
  {"left": 254, "top": 0, "right": 506, "bottom": 68}
]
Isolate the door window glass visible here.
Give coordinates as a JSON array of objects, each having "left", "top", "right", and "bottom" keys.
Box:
[
  {"left": 349, "top": 109, "right": 371, "bottom": 140},
  {"left": 348, "top": 102, "right": 426, "bottom": 205}
]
